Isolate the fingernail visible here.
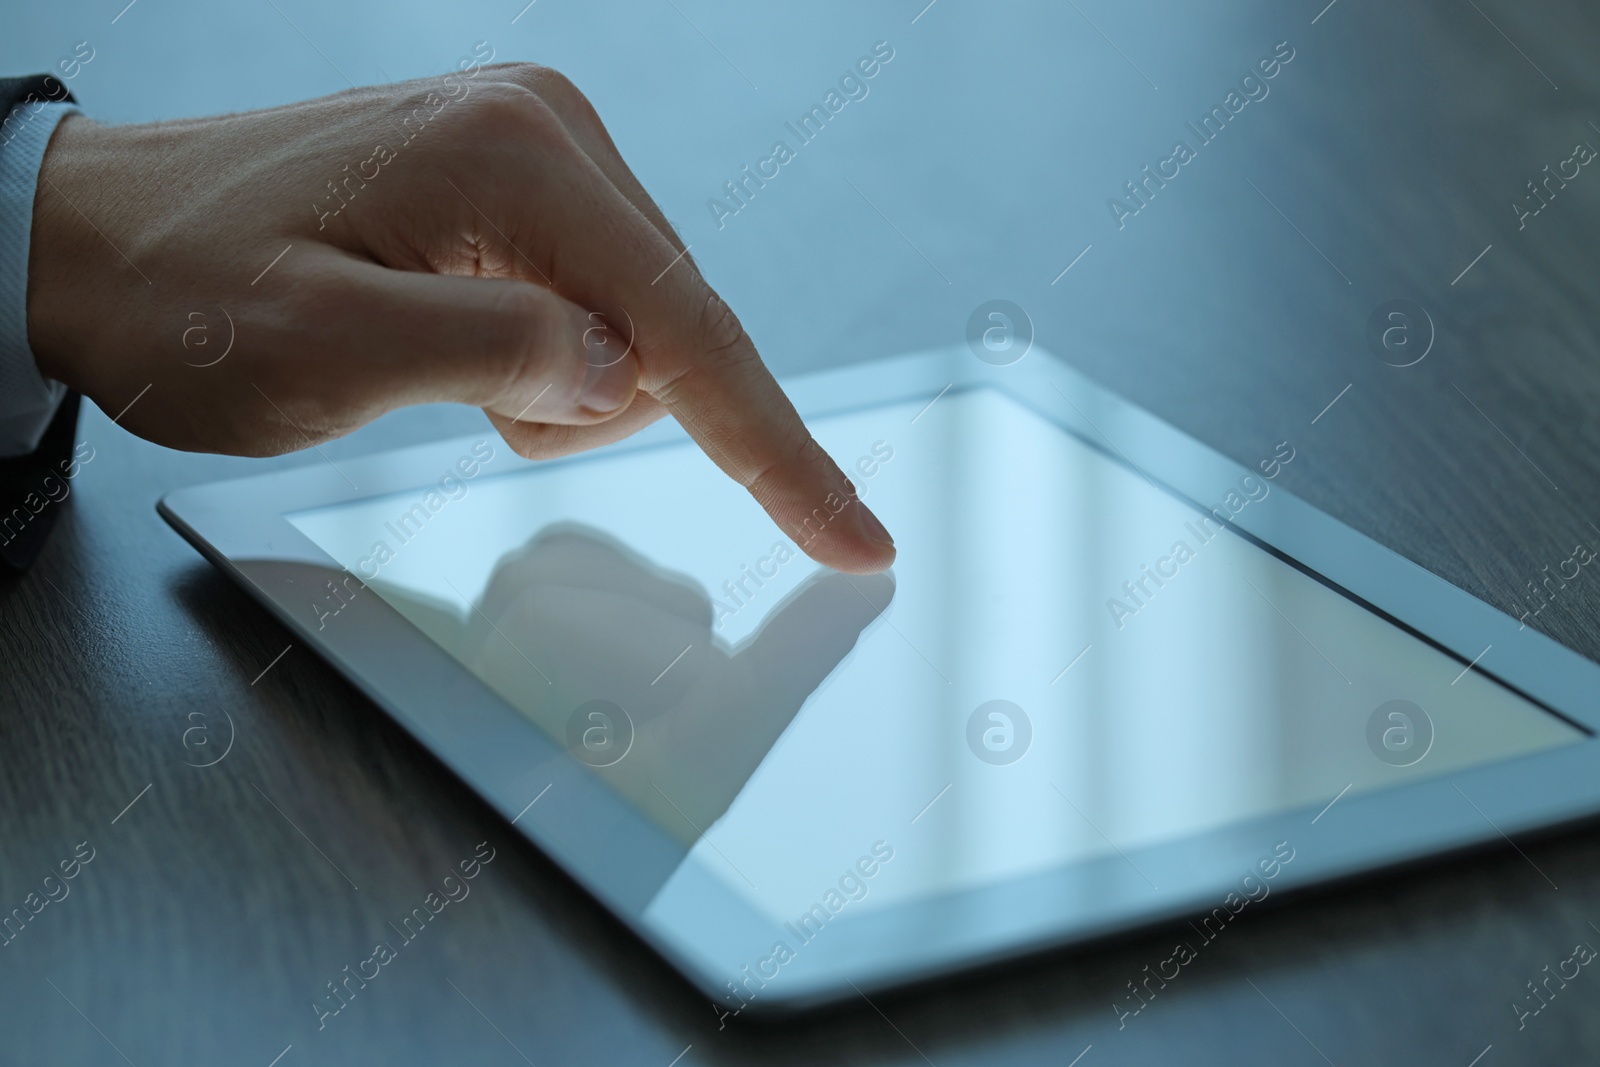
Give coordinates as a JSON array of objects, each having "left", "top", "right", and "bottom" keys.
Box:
[
  {"left": 579, "top": 353, "right": 635, "bottom": 414},
  {"left": 856, "top": 501, "right": 894, "bottom": 547}
]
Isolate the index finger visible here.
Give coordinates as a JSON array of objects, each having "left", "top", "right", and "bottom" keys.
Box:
[
  {"left": 651, "top": 315, "right": 897, "bottom": 575},
  {"left": 485, "top": 91, "right": 896, "bottom": 573}
]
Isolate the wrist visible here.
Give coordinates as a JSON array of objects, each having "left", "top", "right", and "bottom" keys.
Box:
[{"left": 26, "top": 115, "right": 121, "bottom": 390}]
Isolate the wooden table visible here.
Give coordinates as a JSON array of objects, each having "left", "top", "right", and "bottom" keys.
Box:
[{"left": 5, "top": 0, "right": 1600, "bottom": 1062}]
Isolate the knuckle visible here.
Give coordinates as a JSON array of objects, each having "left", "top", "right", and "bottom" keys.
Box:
[
  {"left": 488, "top": 279, "right": 548, "bottom": 330},
  {"left": 501, "top": 62, "right": 592, "bottom": 110},
  {"left": 743, "top": 456, "right": 784, "bottom": 496},
  {"left": 529, "top": 68, "right": 607, "bottom": 130},
  {"left": 453, "top": 81, "right": 562, "bottom": 143},
  {"left": 525, "top": 64, "right": 580, "bottom": 101},
  {"left": 695, "top": 289, "right": 751, "bottom": 366},
  {"left": 491, "top": 60, "right": 555, "bottom": 88}
]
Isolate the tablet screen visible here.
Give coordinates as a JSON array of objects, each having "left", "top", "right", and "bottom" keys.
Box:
[{"left": 288, "top": 387, "right": 1581, "bottom": 924}]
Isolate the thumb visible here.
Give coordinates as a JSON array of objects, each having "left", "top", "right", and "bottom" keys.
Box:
[{"left": 336, "top": 258, "right": 639, "bottom": 425}]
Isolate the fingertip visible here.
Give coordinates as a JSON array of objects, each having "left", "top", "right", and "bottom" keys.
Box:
[
  {"left": 840, "top": 499, "right": 896, "bottom": 574},
  {"left": 489, "top": 295, "right": 640, "bottom": 425},
  {"left": 855, "top": 499, "right": 894, "bottom": 550},
  {"left": 578, "top": 348, "right": 639, "bottom": 417},
  {"left": 838, "top": 540, "right": 897, "bottom": 576},
  {"left": 794, "top": 500, "right": 897, "bottom": 574},
  {"left": 844, "top": 548, "right": 897, "bottom": 576},
  {"left": 808, "top": 543, "right": 896, "bottom": 576}
]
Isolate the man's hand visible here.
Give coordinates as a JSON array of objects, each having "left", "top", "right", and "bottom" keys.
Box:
[{"left": 24, "top": 61, "right": 895, "bottom": 573}]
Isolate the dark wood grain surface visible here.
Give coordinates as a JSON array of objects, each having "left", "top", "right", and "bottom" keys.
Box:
[{"left": 5, "top": 1, "right": 1600, "bottom": 1063}]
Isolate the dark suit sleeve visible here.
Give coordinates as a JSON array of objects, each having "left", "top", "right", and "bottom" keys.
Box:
[{"left": 0, "top": 74, "right": 79, "bottom": 574}]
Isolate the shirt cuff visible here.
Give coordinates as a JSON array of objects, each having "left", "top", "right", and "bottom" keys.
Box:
[{"left": 0, "top": 101, "right": 79, "bottom": 459}]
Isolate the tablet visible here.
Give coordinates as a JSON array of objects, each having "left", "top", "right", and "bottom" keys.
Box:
[{"left": 160, "top": 347, "right": 1600, "bottom": 1013}]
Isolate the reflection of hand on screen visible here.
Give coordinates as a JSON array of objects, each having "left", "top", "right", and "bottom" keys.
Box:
[{"left": 460, "top": 524, "right": 894, "bottom": 843}]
